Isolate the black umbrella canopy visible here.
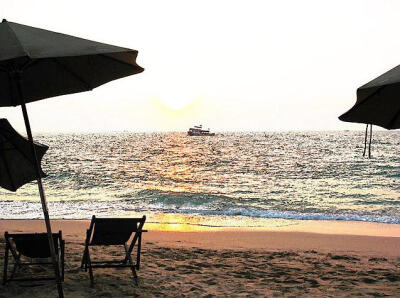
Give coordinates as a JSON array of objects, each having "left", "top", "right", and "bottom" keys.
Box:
[
  {"left": 0, "top": 118, "right": 47, "bottom": 191},
  {"left": 339, "top": 64, "right": 400, "bottom": 129},
  {"left": 0, "top": 19, "right": 144, "bottom": 106}
]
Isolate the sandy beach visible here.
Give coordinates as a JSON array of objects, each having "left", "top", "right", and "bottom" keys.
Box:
[
  {"left": 0, "top": 219, "right": 399, "bottom": 297},
  {"left": 3, "top": 1, "right": 400, "bottom": 297}
]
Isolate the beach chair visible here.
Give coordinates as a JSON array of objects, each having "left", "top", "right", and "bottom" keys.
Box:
[
  {"left": 81, "top": 215, "right": 147, "bottom": 287},
  {"left": 3, "top": 231, "right": 65, "bottom": 285}
]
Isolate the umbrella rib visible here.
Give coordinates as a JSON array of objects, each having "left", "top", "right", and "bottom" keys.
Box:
[
  {"left": 353, "top": 86, "right": 385, "bottom": 109},
  {"left": 99, "top": 53, "right": 140, "bottom": 69},
  {"left": 21, "top": 59, "right": 40, "bottom": 71},
  {"left": 340, "top": 86, "right": 387, "bottom": 123},
  {"left": 351, "top": 82, "right": 400, "bottom": 129},
  {"left": 351, "top": 82, "right": 399, "bottom": 110},
  {"left": 4, "top": 22, "right": 29, "bottom": 58},
  {"left": 52, "top": 58, "right": 92, "bottom": 91}
]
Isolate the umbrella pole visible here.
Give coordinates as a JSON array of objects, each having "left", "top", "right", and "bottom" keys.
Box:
[
  {"left": 17, "top": 81, "right": 64, "bottom": 298},
  {"left": 368, "top": 124, "right": 373, "bottom": 159},
  {"left": 363, "top": 124, "right": 368, "bottom": 157}
]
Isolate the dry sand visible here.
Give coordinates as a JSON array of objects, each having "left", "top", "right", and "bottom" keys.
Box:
[{"left": 0, "top": 219, "right": 399, "bottom": 297}]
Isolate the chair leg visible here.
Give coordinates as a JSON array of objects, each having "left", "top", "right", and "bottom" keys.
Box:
[
  {"left": 81, "top": 229, "right": 91, "bottom": 269},
  {"left": 81, "top": 247, "right": 87, "bottom": 269},
  {"left": 9, "top": 252, "right": 21, "bottom": 281},
  {"left": 81, "top": 245, "right": 89, "bottom": 271},
  {"left": 61, "top": 240, "right": 65, "bottom": 281},
  {"left": 124, "top": 244, "right": 138, "bottom": 286},
  {"left": 3, "top": 242, "right": 9, "bottom": 285},
  {"left": 130, "top": 264, "right": 138, "bottom": 286},
  {"left": 124, "top": 217, "right": 146, "bottom": 264},
  {"left": 136, "top": 233, "right": 142, "bottom": 270},
  {"left": 86, "top": 249, "right": 94, "bottom": 287}
]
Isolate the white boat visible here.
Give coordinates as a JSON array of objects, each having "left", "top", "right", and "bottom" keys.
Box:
[{"left": 187, "top": 125, "right": 215, "bottom": 136}]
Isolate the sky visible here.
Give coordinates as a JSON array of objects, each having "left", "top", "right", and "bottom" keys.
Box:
[{"left": 1, "top": 0, "right": 400, "bottom": 132}]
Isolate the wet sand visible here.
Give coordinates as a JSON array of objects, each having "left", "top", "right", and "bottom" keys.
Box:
[{"left": 0, "top": 219, "right": 399, "bottom": 297}]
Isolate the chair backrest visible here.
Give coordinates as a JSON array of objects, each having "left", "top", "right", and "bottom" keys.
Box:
[
  {"left": 89, "top": 216, "right": 146, "bottom": 246},
  {"left": 6, "top": 231, "right": 62, "bottom": 258}
]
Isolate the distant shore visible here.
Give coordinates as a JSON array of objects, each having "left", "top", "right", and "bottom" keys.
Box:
[{"left": 0, "top": 219, "right": 399, "bottom": 297}]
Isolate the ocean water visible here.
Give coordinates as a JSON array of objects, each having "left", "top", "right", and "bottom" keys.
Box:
[{"left": 1, "top": 131, "right": 400, "bottom": 228}]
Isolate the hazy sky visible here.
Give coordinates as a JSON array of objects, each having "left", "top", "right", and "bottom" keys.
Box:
[{"left": 1, "top": 0, "right": 400, "bottom": 132}]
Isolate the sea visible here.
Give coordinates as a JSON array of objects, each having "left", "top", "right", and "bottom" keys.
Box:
[{"left": 1, "top": 131, "right": 400, "bottom": 229}]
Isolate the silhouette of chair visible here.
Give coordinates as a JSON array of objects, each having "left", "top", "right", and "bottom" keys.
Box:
[
  {"left": 3, "top": 231, "right": 65, "bottom": 284},
  {"left": 81, "top": 215, "right": 147, "bottom": 287}
]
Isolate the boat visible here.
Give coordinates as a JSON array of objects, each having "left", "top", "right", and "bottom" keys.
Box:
[{"left": 187, "top": 125, "right": 215, "bottom": 136}]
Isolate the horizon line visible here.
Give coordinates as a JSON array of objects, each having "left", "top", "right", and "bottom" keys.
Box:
[{"left": 29, "top": 128, "right": 394, "bottom": 134}]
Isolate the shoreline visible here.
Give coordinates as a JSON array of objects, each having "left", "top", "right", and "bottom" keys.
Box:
[
  {"left": 0, "top": 219, "right": 399, "bottom": 257},
  {"left": 1, "top": 217, "right": 399, "bottom": 235}
]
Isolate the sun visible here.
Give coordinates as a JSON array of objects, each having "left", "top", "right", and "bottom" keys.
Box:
[{"left": 159, "top": 90, "right": 195, "bottom": 111}]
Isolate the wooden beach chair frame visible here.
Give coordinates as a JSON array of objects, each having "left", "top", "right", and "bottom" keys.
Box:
[
  {"left": 3, "top": 231, "right": 65, "bottom": 284},
  {"left": 81, "top": 215, "right": 147, "bottom": 287}
]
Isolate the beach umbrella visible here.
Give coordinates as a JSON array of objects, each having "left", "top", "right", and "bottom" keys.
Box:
[
  {"left": 339, "top": 64, "right": 400, "bottom": 129},
  {"left": 0, "top": 118, "right": 48, "bottom": 191},
  {"left": 339, "top": 64, "right": 400, "bottom": 157},
  {"left": 0, "top": 19, "right": 144, "bottom": 297}
]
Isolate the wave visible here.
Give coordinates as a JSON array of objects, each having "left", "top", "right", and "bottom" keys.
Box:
[
  {"left": 2, "top": 188, "right": 400, "bottom": 224},
  {"left": 204, "top": 209, "right": 400, "bottom": 224},
  {"left": 1, "top": 198, "right": 400, "bottom": 224},
  {"left": 143, "top": 206, "right": 400, "bottom": 224}
]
